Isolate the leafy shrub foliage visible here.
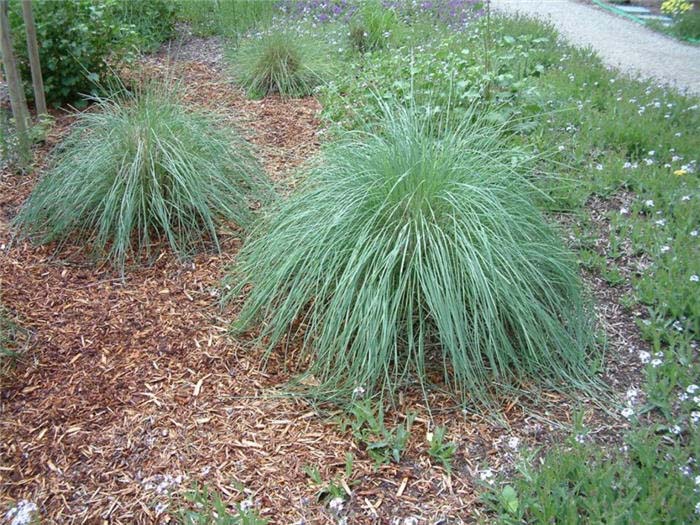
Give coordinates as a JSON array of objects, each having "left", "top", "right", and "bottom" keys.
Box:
[
  {"left": 16, "top": 85, "right": 268, "bottom": 273},
  {"left": 228, "top": 32, "right": 333, "bottom": 98},
  {"left": 7, "top": 0, "right": 175, "bottom": 106},
  {"left": 226, "top": 103, "right": 594, "bottom": 407}
]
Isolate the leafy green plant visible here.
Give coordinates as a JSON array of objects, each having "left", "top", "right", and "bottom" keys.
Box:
[
  {"left": 427, "top": 426, "right": 457, "bottom": 473},
  {"left": 176, "top": 483, "right": 267, "bottom": 525},
  {"left": 16, "top": 83, "right": 268, "bottom": 273},
  {"left": 339, "top": 400, "right": 414, "bottom": 467},
  {"left": 303, "top": 454, "right": 356, "bottom": 504},
  {"left": 8, "top": 0, "right": 134, "bottom": 106},
  {"left": 228, "top": 32, "right": 334, "bottom": 98},
  {"left": 349, "top": 0, "right": 400, "bottom": 53},
  {"left": 225, "top": 102, "right": 595, "bottom": 407},
  {"left": 675, "top": 8, "right": 700, "bottom": 40},
  {"left": 482, "top": 427, "right": 700, "bottom": 524}
]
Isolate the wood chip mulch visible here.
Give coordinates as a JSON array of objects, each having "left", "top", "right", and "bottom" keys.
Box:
[{"left": 0, "top": 50, "right": 648, "bottom": 524}]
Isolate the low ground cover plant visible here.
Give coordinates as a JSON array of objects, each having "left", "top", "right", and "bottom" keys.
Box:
[
  {"left": 16, "top": 84, "right": 268, "bottom": 273},
  {"left": 226, "top": 101, "right": 595, "bottom": 407},
  {"left": 228, "top": 31, "right": 334, "bottom": 98}
]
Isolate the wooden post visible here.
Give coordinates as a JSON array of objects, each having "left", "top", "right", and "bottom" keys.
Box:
[
  {"left": 21, "top": 0, "right": 46, "bottom": 117},
  {"left": 0, "top": 0, "right": 31, "bottom": 164}
]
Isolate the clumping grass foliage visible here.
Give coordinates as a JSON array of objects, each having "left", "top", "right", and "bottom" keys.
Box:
[
  {"left": 226, "top": 103, "right": 595, "bottom": 407},
  {"left": 228, "top": 32, "right": 333, "bottom": 98},
  {"left": 16, "top": 86, "right": 267, "bottom": 272}
]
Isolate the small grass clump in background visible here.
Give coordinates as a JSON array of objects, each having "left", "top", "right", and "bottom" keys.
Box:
[
  {"left": 349, "top": 0, "right": 401, "bottom": 53},
  {"left": 176, "top": 0, "right": 277, "bottom": 39},
  {"left": 228, "top": 32, "right": 334, "bottom": 98},
  {"left": 225, "top": 102, "right": 595, "bottom": 408},
  {"left": 16, "top": 84, "right": 268, "bottom": 273}
]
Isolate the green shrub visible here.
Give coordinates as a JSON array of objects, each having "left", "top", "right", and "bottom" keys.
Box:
[
  {"left": 675, "top": 8, "right": 700, "bottom": 40},
  {"left": 16, "top": 84, "right": 268, "bottom": 273},
  {"left": 225, "top": 103, "right": 594, "bottom": 407},
  {"left": 8, "top": 0, "right": 133, "bottom": 106},
  {"left": 228, "top": 32, "right": 334, "bottom": 98}
]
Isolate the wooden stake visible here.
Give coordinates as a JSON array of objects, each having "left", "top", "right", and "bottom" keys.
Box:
[
  {"left": 0, "top": 0, "right": 31, "bottom": 164},
  {"left": 21, "top": 0, "right": 46, "bottom": 117}
]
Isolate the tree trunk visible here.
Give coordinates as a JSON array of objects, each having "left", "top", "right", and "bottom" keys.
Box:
[
  {"left": 0, "top": 0, "right": 31, "bottom": 165},
  {"left": 21, "top": 0, "right": 46, "bottom": 117}
]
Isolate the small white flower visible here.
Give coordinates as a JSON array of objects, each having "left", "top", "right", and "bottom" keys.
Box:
[
  {"left": 694, "top": 396, "right": 700, "bottom": 404},
  {"left": 661, "top": 245, "right": 671, "bottom": 253},
  {"left": 623, "top": 161, "right": 633, "bottom": 169},
  {"left": 692, "top": 230, "right": 699, "bottom": 237},
  {"left": 507, "top": 436, "right": 520, "bottom": 450},
  {"left": 352, "top": 386, "right": 366, "bottom": 398},
  {"left": 650, "top": 358, "right": 663, "bottom": 368},
  {"left": 682, "top": 195, "right": 692, "bottom": 201},
  {"left": 695, "top": 501, "right": 700, "bottom": 515},
  {"left": 672, "top": 155, "right": 682, "bottom": 162},
  {"left": 329, "top": 497, "right": 344, "bottom": 514},
  {"left": 575, "top": 434, "right": 587, "bottom": 444},
  {"left": 558, "top": 145, "right": 566, "bottom": 152},
  {"left": 645, "top": 158, "right": 654, "bottom": 166},
  {"left": 639, "top": 351, "right": 651, "bottom": 364},
  {"left": 680, "top": 392, "right": 689, "bottom": 401},
  {"left": 621, "top": 407, "right": 635, "bottom": 419},
  {"left": 620, "top": 207, "right": 629, "bottom": 215},
  {"left": 692, "top": 412, "right": 700, "bottom": 424},
  {"left": 672, "top": 320, "right": 684, "bottom": 331},
  {"left": 691, "top": 275, "right": 699, "bottom": 282},
  {"left": 625, "top": 388, "right": 639, "bottom": 402},
  {"left": 680, "top": 464, "right": 692, "bottom": 475},
  {"left": 670, "top": 425, "right": 682, "bottom": 435},
  {"left": 596, "top": 164, "right": 603, "bottom": 171},
  {"left": 687, "top": 385, "right": 699, "bottom": 394},
  {"left": 655, "top": 219, "right": 667, "bottom": 227},
  {"left": 695, "top": 475, "right": 700, "bottom": 486},
  {"left": 645, "top": 199, "right": 655, "bottom": 207},
  {"left": 675, "top": 132, "right": 682, "bottom": 137},
  {"left": 479, "top": 468, "right": 495, "bottom": 484}
]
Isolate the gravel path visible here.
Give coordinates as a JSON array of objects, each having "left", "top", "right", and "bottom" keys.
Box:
[{"left": 491, "top": 0, "right": 700, "bottom": 95}]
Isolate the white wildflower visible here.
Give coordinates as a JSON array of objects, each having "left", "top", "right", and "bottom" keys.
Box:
[
  {"left": 507, "top": 436, "right": 520, "bottom": 450},
  {"left": 575, "top": 434, "right": 587, "bottom": 444},
  {"left": 5, "top": 501, "right": 38, "bottom": 525},
  {"left": 655, "top": 219, "right": 666, "bottom": 227},
  {"left": 352, "top": 386, "right": 366, "bottom": 398},
  {"left": 661, "top": 245, "right": 671, "bottom": 253},
  {"left": 621, "top": 407, "right": 635, "bottom": 419},
  {"left": 644, "top": 199, "right": 654, "bottom": 207},
  {"left": 691, "top": 275, "right": 699, "bottom": 282},
  {"left": 670, "top": 425, "right": 682, "bottom": 435},
  {"left": 692, "top": 412, "right": 700, "bottom": 424},
  {"left": 479, "top": 468, "right": 495, "bottom": 485},
  {"left": 639, "top": 350, "right": 651, "bottom": 364},
  {"left": 620, "top": 207, "right": 629, "bottom": 215},
  {"left": 650, "top": 358, "right": 663, "bottom": 368},
  {"left": 329, "top": 497, "right": 345, "bottom": 515},
  {"left": 692, "top": 230, "right": 699, "bottom": 237},
  {"left": 687, "top": 385, "right": 699, "bottom": 394},
  {"left": 682, "top": 195, "right": 692, "bottom": 201}
]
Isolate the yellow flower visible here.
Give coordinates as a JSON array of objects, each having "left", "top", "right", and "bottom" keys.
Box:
[
  {"left": 674, "top": 169, "right": 687, "bottom": 176},
  {"left": 661, "top": 0, "right": 692, "bottom": 16}
]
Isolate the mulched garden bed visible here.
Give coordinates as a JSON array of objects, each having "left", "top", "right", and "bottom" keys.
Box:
[{"left": 0, "top": 39, "right": 650, "bottom": 524}]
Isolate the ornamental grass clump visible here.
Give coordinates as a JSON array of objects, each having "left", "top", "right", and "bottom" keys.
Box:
[
  {"left": 16, "top": 85, "right": 267, "bottom": 273},
  {"left": 228, "top": 32, "right": 333, "bottom": 98},
  {"left": 226, "top": 103, "right": 595, "bottom": 407}
]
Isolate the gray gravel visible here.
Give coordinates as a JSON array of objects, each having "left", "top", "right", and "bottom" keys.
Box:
[{"left": 491, "top": 0, "right": 700, "bottom": 95}]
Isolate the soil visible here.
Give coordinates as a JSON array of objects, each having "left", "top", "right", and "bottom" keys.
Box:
[{"left": 0, "top": 35, "right": 652, "bottom": 524}]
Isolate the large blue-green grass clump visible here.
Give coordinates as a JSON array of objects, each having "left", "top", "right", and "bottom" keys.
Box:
[
  {"left": 226, "top": 103, "right": 595, "bottom": 407},
  {"left": 16, "top": 85, "right": 268, "bottom": 273}
]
